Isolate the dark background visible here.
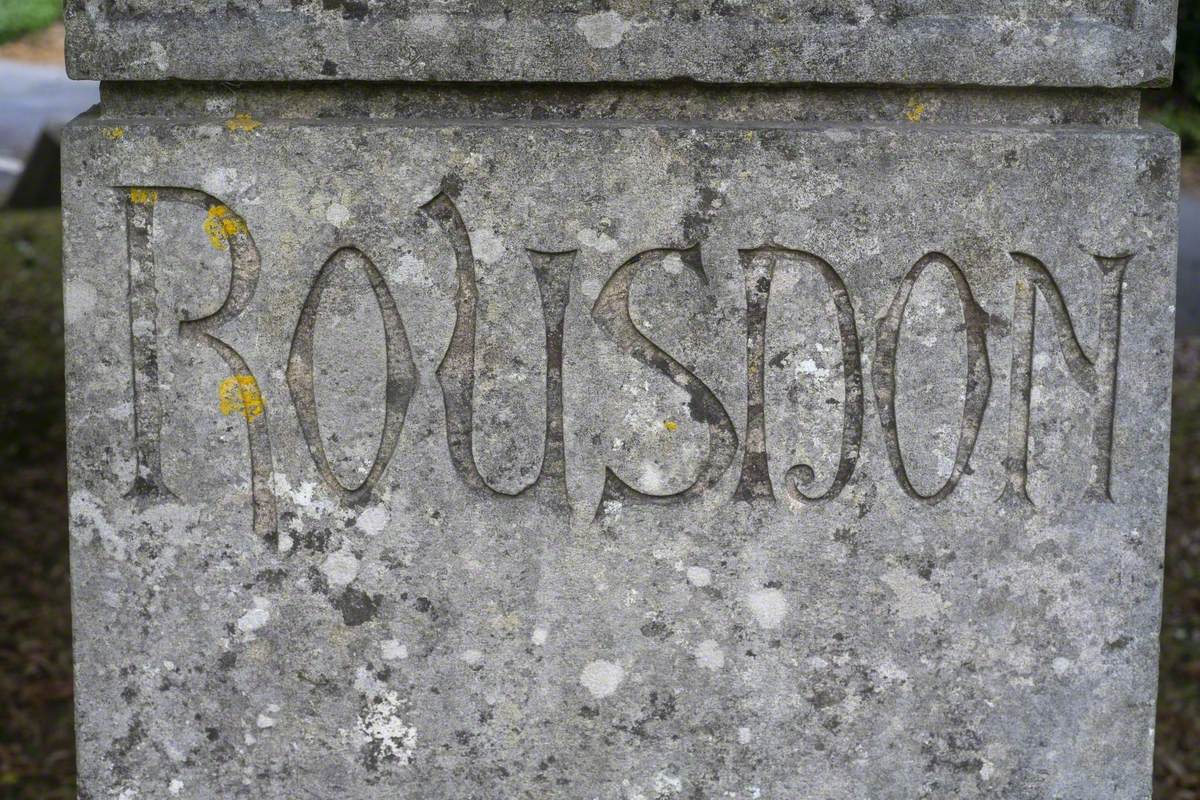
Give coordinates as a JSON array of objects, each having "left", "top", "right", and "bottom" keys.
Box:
[{"left": 0, "top": 2, "right": 1198, "bottom": 797}]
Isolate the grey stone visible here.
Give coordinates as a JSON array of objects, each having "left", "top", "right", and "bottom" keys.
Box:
[
  {"left": 64, "top": 0, "right": 1177, "bottom": 87},
  {"left": 62, "top": 89, "right": 1177, "bottom": 798}
]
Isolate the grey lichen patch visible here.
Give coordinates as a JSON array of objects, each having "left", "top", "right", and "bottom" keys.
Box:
[{"left": 358, "top": 691, "right": 417, "bottom": 770}]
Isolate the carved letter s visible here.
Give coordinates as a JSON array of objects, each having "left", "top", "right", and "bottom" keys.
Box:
[{"left": 590, "top": 245, "right": 739, "bottom": 519}]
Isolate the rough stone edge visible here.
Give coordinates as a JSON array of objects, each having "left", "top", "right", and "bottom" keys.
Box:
[{"left": 63, "top": 5, "right": 1177, "bottom": 87}]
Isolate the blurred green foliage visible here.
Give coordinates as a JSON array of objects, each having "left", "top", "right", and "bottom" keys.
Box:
[
  {"left": 0, "top": 210, "right": 75, "bottom": 800},
  {"left": 1151, "top": 0, "right": 1200, "bottom": 151},
  {"left": 0, "top": 0, "right": 60, "bottom": 45},
  {"left": 1157, "top": 341, "right": 1200, "bottom": 798}
]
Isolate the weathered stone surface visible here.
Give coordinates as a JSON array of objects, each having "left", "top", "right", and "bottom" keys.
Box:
[
  {"left": 65, "top": 0, "right": 1177, "bottom": 86},
  {"left": 63, "top": 97, "right": 1176, "bottom": 798}
]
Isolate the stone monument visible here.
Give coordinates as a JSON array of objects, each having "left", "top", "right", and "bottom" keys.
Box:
[{"left": 62, "top": 2, "right": 1178, "bottom": 797}]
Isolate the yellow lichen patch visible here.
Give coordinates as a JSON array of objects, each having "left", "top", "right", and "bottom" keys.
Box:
[
  {"left": 664, "top": 420, "right": 678, "bottom": 432},
  {"left": 203, "top": 205, "right": 247, "bottom": 250},
  {"left": 219, "top": 375, "right": 265, "bottom": 421},
  {"left": 225, "top": 113, "right": 262, "bottom": 133},
  {"left": 129, "top": 188, "right": 158, "bottom": 205},
  {"left": 102, "top": 127, "right": 125, "bottom": 140},
  {"left": 904, "top": 98, "right": 927, "bottom": 123}
]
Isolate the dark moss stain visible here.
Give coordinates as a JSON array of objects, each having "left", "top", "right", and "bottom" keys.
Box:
[
  {"left": 320, "top": 0, "right": 368, "bottom": 19},
  {"left": 439, "top": 173, "right": 463, "bottom": 199},
  {"left": 617, "top": 690, "right": 677, "bottom": 738},
  {"left": 808, "top": 685, "right": 846, "bottom": 709},
  {"left": 103, "top": 715, "right": 146, "bottom": 781},
  {"left": 1105, "top": 634, "right": 1133, "bottom": 652},
  {"left": 833, "top": 526, "right": 860, "bottom": 557},
  {"left": 335, "top": 588, "right": 381, "bottom": 626},
  {"left": 639, "top": 618, "right": 672, "bottom": 640},
  {"left": 307, "top": 564, "right": 329, "bottom": 595},
  {"left": 921, "top": 726, "right": 984, "bottom": 776},
  {"left": 296, "top": 525, "right": 334, "bottom": 554},
  {"left": 255, "top": 568, "right": 287, "bottom": 589}
]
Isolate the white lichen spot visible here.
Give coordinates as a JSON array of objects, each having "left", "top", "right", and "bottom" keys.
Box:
[
  {"left": 326, "top": 203, "right": 351, "bottom": 227},
  {"left": 737, "top": 726, "right": 752, "bottom": 744},
  {"left": 149, "top": 41, "right": 168, "bottom": 70},
  {"left": 694, "top": 639, "right": 725, "bottom": 670},
  {"left": 531, "top": 627, "right": 549, "bottom": 646},
  {"left": 980, "top": 759, "right": 996, "bottom": 781},
  {"left": 879, "top": 569, "right": 943, "bottom": 621},
  {"left": 256, "top": 712, "right": 276, "bottom": 729},
  {"left": 878, "top": 659, "right": 909, "bottom": 684},
  {"left": 236, "top": 598, "right": 271, "bottom": 633},
  {"left": 662, "top": 253, "right": 685, "bottom": 275},
  {"left": 354, "top": 665, "right": 387, "bottom": 695},
  {"left": 168, "top": 779, "right": 184, "bottom": 796},
  {"left": 64, "top": 281, "right": 97, "bottom": 326},
  {"left": 358, "top": 691, "right": 417, "bottom": 766},
  {"left": 797, "top": 358, "right": 830, "bottom": 378},
  {"left": 356, "top": 504, "right": 389, "bottom": 536},
  {"left": 575, "top": 10, "right": 629, "bottom": 48},
  {"left": 388, "top": 251, "right": 427, "bottom": 285},
  {"left": 410, "top": 12, "right": 449, "bottom": 34},
  {"left": 580, "top": 659, "right": 625, "bottom": 698},
  {"left": 204, "top": 96, "right": 235, "bottom": 114},
  {"left": 461, "top": 649, "right": 484, "bottom": 666},
  {"left": 639, "top": 463, "right": 668, "bottom": 493},
  {"left": 685, "top": 566, "right": 712, "bottom": 587},
  {"left": 202, "top": 167, "right": 240, "bottom": 196},
  {"left": 380, "top": 639, "right": 408, "bottom": 661},
  {"left": 273, "top": 473, "right": 337, "bottom": 523},
  {"left": 1052, "top": 656, "right": 1072, "bottom": 675},
  {"left": 321, "top": 547, "right": 360, "bottom": 588},
  {"left": 577, "top": 228, "right": 617, "bottom": 253},
  {"left": 745, "top": 588, "right": 788, "bottom": 629},
  {"left": 471, "top": 228, "right": 505, "bottom": 264},
  {"left": 653, "top": 772, "right": 683, "bottom": 795}
]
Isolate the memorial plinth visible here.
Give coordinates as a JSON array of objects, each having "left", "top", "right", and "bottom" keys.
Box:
[{"left": 63, "top": 2, "right": 1178, "bottom": 798}]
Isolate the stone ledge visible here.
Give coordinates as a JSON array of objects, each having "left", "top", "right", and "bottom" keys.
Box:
[{"left": 64, "top": 1, "right": 1177, "bottom": 87}]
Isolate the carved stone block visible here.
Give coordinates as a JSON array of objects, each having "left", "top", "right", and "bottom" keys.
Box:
[{"left": 63, "top": 92, "right": 1176, "bottom": 797}]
